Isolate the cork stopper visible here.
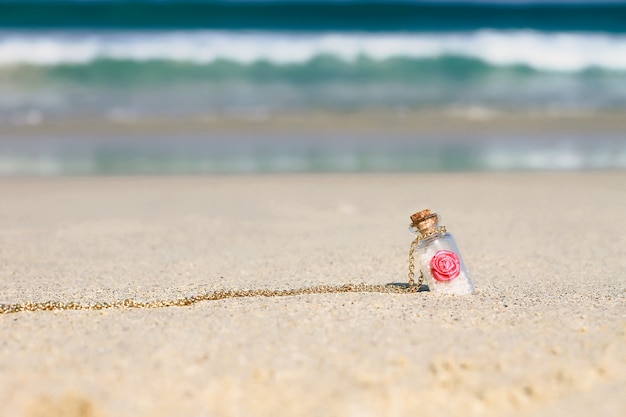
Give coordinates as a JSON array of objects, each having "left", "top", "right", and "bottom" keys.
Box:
[{"left": 410, "top": 209, "right": 439, "bottom": 236}]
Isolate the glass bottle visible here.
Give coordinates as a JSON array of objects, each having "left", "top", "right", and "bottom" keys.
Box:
[{"left": 409, "top": 209, "right": 475, "bottom": 295}]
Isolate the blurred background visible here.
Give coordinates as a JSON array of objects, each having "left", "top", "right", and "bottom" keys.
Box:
[{"left": 0, "top": 0, "right": 625, "bottom": 175}]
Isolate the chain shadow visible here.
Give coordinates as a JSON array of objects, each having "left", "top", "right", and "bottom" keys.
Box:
[{"left": 385, "top": 282, "right": 429, "bottom": 292}]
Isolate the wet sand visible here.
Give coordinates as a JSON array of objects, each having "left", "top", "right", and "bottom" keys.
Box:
[
  {"left": 2, "top": 110, "right": 625, "bottom": 176},
  {"left": 3, "top": 108, "right": 626, "bottom": 137},
  {"left": 0, "top": 173, "right": 624, "bottom": 417}
]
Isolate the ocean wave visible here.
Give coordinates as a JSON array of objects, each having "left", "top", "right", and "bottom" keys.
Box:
[
  {"left": 2, "top": 30, "right": 626, "bottom": 72},
  {"left": 5, "top": 55, "right": 625, "bottom": 88},
  {"left": 2, "top": 55, "right": 626, "bottom": 113}
]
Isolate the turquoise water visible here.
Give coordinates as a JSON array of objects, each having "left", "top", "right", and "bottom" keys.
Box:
[
  {"left": 1, "top": 1, "right": 625, "bottom": 173},
  {"left": 2, "top": 1, "right": 626, "bottom": 116},
  {"left": 1, "top": 1, "right": 625, "bottom": 32}
]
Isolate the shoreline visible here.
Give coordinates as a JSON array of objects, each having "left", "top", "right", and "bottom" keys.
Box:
[
  {"left": 2, "top": 109, "right": 626, "bottom": 138},
  {"left": 1, "top": 109, "right": 625, "bottom": 175}
]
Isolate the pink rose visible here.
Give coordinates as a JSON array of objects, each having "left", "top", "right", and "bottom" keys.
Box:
[{"left": 430, "top": 250, "right": 461, "bottom": 282}]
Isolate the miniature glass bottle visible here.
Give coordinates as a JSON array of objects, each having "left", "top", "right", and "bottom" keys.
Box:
[{"left": 409, "top": 209, "right": 475, "bottom": 295}]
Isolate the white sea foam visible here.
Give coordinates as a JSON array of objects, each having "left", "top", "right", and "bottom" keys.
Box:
[{"left": 1, "top": 30, "right": 626, "bottom": 71}]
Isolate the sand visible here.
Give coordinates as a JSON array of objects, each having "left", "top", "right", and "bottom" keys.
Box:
[{"left": 0, "top": 172, "right": 624, "bottom": 417}]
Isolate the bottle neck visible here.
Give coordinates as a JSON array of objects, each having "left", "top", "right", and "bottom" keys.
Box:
[
  {"left": 419, "top": 225, "right": 447, "bottom": 243},
  {"left": 417, "top": 217, "right": 439, "bottom": 237}
]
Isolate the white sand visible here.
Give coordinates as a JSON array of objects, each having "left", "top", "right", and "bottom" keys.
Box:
[{"left": 0, "top": 173, "right": 624, "bottom": 417}]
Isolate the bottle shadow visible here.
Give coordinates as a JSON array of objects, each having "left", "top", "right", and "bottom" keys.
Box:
[{"left": 385, "top": 282, "right": 429, "bottom": 292}]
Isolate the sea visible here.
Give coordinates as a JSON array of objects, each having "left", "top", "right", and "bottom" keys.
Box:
[{"left": 1, "top": 0, "right": 625, "bottom": 175}]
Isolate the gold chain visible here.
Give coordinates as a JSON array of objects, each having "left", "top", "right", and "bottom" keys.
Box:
[
  {"left": 0, "top": 230, "right": 448, "bottom": 315},
  {"left": 407, "top": 225, "right": 446, "bottom": 288},
  {"left": 407, "top": 236, "right": 422, "bottom": 287},
  {"left": 0, "top": 283, "right": 422, "bottom": 315}
]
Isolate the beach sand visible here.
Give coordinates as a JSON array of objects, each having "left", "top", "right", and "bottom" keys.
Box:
[{"left": 0, "top": 173, "right": 624, "bottom": 417}]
